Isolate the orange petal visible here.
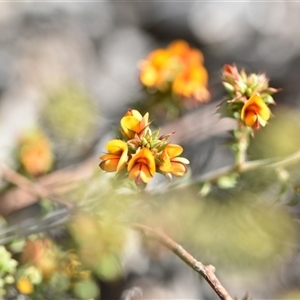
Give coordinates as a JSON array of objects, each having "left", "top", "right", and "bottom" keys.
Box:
[
  {"left": 128, "top": 164, "right": 141, "bottom": 180},
  {"left": 128, "top": 148, "right": 156, "bottom": 176},
  {"left": 100, "top": 153, "right": 120, "bottom": 160},
  {"left": 99, "top": 158, "right": 119, "bottom": 172},
  {"left": 244, "top": 111, "right": 257, "bottom": 127}
]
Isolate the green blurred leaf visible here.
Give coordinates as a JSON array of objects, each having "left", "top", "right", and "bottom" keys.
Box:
[
  {"left": 73, "top": 279, "right": 100, "bottom": 300},
  {"left": 96, "top": 253, "right": 122, "bottom": 281}
]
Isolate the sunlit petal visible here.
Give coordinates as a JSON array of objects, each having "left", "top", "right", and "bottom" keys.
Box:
[
  {"left": 165, "top": 144, "right": 183, "bottom": 157},
  {"left": 106, "top": 139, "right": 127, "bottom": 154}
]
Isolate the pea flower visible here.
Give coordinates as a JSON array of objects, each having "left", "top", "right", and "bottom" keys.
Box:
[
  {"left": 99, "top": 140, "right": 128, "bottom": 172},
  {"left": 128, "top": 148, "right": 156, "bottom": 185},
  {"left": 219, "top": 64, "right": 280, "bottom": 131},
  {"left": 121, "top": 109, "right": 150, "bottom": 139},
  {"left": 159, "top": 144, "right": 190, "bottom": 177},
  {"left": 241, "top": 94, "right": 271, "bottom": 130}
]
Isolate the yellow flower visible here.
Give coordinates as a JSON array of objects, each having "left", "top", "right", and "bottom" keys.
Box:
[
  {"left": 121, "top": 109, "right": 150, "bottom": 139},
  {"left": 159, "top": 144, "right": 189, "bottom": 177},
  {"left": 17, "top": 278, "right": 34, "bottom": 295},
  {"left": 172, "top": 65, "right": 210, "bottom": 102},
  {"left": 99, "top": 140, "right": 128, "bottom": 172},
  {"left": 127, "top": 148, "right": 156, "bottom": 185},
  {"left": 241, "top": 94, "right": 271, "bottom": 129}
]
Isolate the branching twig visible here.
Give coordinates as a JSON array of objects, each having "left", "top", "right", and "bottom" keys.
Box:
[
  {"left": 131, "top": 223, "right": 234, "bottom": 300},
  {"left": 0, "top": 162, "right": 74, "bottom": 209}
]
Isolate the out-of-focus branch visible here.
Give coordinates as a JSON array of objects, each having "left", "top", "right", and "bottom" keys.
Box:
[
  {"left": 131, "top": 223, "right": 234, "bottom": 300},
  {"left": 166, "top": 150, "right": 300, "bottom": 192},
  {"left": 0, "top": 162, "right": 75, "bottom": 215}
]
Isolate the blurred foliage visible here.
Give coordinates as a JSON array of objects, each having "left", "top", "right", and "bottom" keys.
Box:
[
  {"left": 0, "top": 246, "right": 17, "bottom": 296},
  {"left": 143, "top": 189, "right": 296, "bottom": 273},
  {"left": 41, "top": 83, "right": 99, "bottom": 164},
  {"left": 248, "top": 107, "right": 300, "bottom": 159}
]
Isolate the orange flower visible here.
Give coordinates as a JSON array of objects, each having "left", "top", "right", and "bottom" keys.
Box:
[
  {"left": 127, "top": 148, "right": 156, "bottom": 185},
  {"left": 241, "top": 94, "right": 271, "bottom": 130},
  {"left": 139, "top": 49, "right": 172, "bottom": 89},
  {"left": 168, "top": 40, "right": 204, "bottom": 66},
  {"left": 17, "top": 278, "right": 34, "bottom": 295},
  {"left": 172, "top": 65, "right": 210, "bottom": 102},
  {"left": 139, "top": 40, "right": 206, "bottom": 94},
  {"left": 19, "top": 131, "right": 53, "bottom": 177},
  {"left": 159, "top": 144, "right": 189, "bottom": 177},
  {"left": 121, "top": 109, "right": 150, "bottom": 139},
  {"left": 99, "top": 140, "right": 128, "bottom": 172}
]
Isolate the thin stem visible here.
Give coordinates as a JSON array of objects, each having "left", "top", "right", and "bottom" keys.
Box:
[
  {"left": 131, "top": 223, "right": 234, "bottom": 300},
  {"left": 235, "top": 124, "right": 250, "bottom": 170}
]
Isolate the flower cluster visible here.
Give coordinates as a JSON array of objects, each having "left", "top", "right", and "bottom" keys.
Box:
[
  {"left": 139, "top": 40, "right": 210, "bottom": 103},
  {"left": 219, "top": 64, "right": 280, "bottom": 130},
  {"left": 99, "top": 109, "right": 189, "bottom": 186},
  {"left": 17, "top": 238, "right": 90, "bottom": 296}
]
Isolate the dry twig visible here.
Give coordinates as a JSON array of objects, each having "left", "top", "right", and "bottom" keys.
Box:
[{"left": 131, "top": 223, "right": 234, "bottom": 300}]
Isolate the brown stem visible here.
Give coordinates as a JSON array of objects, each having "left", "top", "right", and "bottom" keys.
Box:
[
  {"left": 131, "top": 223, "right": 234, "bottom": 300},
  {"left": 0, "top": 162, "right": 73, "bottom": 209}
]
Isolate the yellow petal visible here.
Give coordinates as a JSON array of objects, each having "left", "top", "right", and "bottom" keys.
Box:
[
  {"left": 140, "top": 65, "right": 158, "bottom": 87},
  {"left": 121, "top": 116, "right": 140, "bottom": 136},
  {"left": 129, "top": 109, "right": 143, "bottom": 120},
  {"left": 257, "top": 114, "right": 268, "bottom": 127},
  {"left": 165, "top": 144, "right": 183, "bottom": 158},
  {"left": 106, "top": 139, "right": 127, "bottom": 154},
  {"left": 117, "top": 145, "right": 128, "bottom": 171}
]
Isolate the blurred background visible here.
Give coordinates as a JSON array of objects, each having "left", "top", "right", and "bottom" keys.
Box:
[{"left": 1, "top": 1, "right": 300, "bottom": 300}]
